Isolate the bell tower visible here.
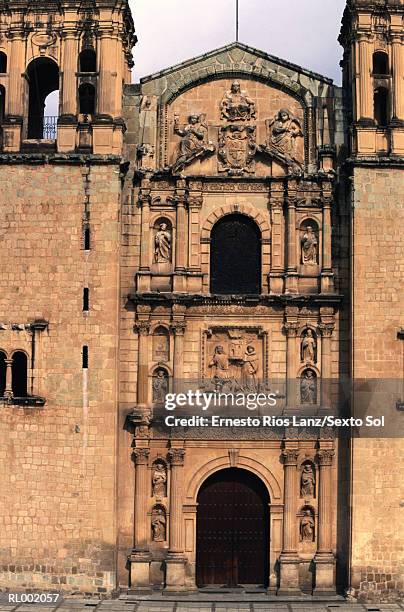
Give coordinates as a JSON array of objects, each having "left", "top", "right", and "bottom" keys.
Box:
[
  {"left": 340, "top": 0, "right": 404, "bottom": 602},
  {"left": 340, "top": 0, "right": 404, "bottom": 155},
  {"left": 0, "top": 0, "right": 136, "bottom": 154}
]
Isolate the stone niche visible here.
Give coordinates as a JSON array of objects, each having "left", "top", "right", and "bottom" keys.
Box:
[{"left": 202, "top": 326, "right": 268, "bottom": 389}]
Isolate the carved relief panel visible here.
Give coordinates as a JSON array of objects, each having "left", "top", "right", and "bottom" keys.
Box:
[
  {"left": 165, "top": 79, "right": 305, "bottom": 177},
  {"left": 202, "top": 326, "right": 268, "bottom": 390}
]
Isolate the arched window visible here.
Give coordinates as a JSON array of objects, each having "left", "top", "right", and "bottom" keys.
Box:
[
  {"left": 0, "top": 52, "right": 7, "bottom": 73},
  {"left": 373, "top": 51, "right": 389, "bottom": 75},
  {"left": 79, "top": 49, "right": 96, "bottom": 73},
  {"left": 79, "top": 83, "right": 95, "bottom": 115},
  {"left": 12, "top": 351, "right": 28, "bottom": 397},
  {"left": 27, "top": 58, "right": 59, "bottom": 139},
  {"left": 374, "top": 87, "right": 389, "bottom": 126},
  {"left": 210, "top": 214, "right": 261, "bottom": 295},
  {"left": 0, "top": 351, "right": 6, "bottom": 396},
  {"left": 0, "top": 85, "right": 5, "bottom": 123}
]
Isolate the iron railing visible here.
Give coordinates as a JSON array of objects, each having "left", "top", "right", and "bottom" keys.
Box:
[{"left": 28, "top": 115, "right": 58, "bottom": 140}]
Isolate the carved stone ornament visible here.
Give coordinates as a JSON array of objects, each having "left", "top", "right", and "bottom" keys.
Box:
[
  {"left": 301, "top": 226, "right": 318, "bottom": 265},
  {"left": 317, "top": 449, "right": 335, "bottom": 466},
  {"left": 154, "top": 223, "right": 172, "bottom": 263},
  {"left": 134, "top": 321, "right": 151, "bottom": 336},
  {"left": 260, "top": 109, "right": 303, "bottom": 173},
  {"left": 220, "top": 81, "right": 256, "bottom": 122},
  {"left": 32, "top": 32, "right": 57, "bottom": 48},
  {"left": 301, "top": 329, "right": 317, "bottom": 363},
  {"left": 218, "top": 125, "right": 257, "bottom": 175},
  {"left": 300, "top": 510, "right": 315, "bottom": 542},
  {"left": 172, "top": 114, "right": 215, "bottom": 173},
  {"left": 133, "top": 447, "right": 150, "bottom": 465},
  {"left": 168, "top": 448, "right": 185, "bottom": 466},
  {"left": 300, "top": 462, "right": 316, "bottom": 498},
  {"left": 152, "top": 460, "right": 167, "bottom": 498},
  {"left": 282, "top": 448, "right": 300, "bottom": 465},
  {"left": 151, "top": 506, "right": 166, "bottom": 542},
  {"left": 205, "top": 328, "right": 263, "bottom": 392},
  {"left": 300, "top": 369, "right": 317, "bottom": 405}
]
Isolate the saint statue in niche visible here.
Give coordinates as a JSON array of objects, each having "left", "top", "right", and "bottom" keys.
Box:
[
  {"left": 154, "top": 223, "right": 171, "bottom": 263},
  {"left": 300, "top": 463, "right": 315, "bottom": 498},
  {"left": 209, "top": 345, "right": 231, "bottom": 380},
  {"left": 152, "top": 462, "right": 167, "bottom": 498},
  {"left": 300, "top": 370, "right": 317, "bottom": 404},
  {"left": 243, "top": 345, "right": 259, "bottom": 390},
  {"left": 152, "top": 369, "right": 168, "bottom": 404},
  {"left": 301, "top": 329, "right": 317, "bottom": 363},
  {"left": 301, "top": 226, "right": 318, "bottom": 265},
  {"left": 151, "top": 507, "right": 166, "bottom": 542},
  {"left": 267, "top": 109, "right": 303, "bottom": 156},
  {"left": 173, "top": 114, "right": 214, "bottom": 172},
  {"left": 220, "top": 81, "right": 256, "bottom": 122},
  {"left": 300, "top": 510, "right": 315, "bottom": 542}
]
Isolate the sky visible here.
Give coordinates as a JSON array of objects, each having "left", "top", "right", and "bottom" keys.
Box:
[{"left": 131, "top": 0, "right": 347, "bottom": 85}]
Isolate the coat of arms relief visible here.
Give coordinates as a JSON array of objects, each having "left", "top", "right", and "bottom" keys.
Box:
[{"left": 171, "top": 80, "right": 304, "bottom": 175}]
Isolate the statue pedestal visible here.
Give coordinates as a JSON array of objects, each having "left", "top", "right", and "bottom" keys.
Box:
[
  {"left": 277, "top": 553, "right": 301, "bottom": 595},
  {"left": 314, "top": 553, "right": 336, "bottom": 596}
]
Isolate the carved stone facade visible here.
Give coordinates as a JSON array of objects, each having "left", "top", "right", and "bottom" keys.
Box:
[{"left": 0, "top": 0, "right": 402, "bottom": 604}]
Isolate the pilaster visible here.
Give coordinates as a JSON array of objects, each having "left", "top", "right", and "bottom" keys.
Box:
[{"left": 278, "top": 447, "right": 301, "bottom": 595}]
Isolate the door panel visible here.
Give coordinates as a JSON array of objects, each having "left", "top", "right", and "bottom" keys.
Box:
[{"left": 196, "top": 468, "right": 269, "bottom": 587}]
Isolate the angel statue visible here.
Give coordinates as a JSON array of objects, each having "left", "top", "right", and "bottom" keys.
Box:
[{"left": 172, "top": 113, "right": 214, "bottom": 173}]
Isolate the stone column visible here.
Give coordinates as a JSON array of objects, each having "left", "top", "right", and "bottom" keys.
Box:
[
  {"left": 285, "top": 184, "right": 298, "bottom": 294},
  {"left": 166, "top": 448, "right": 186, "bottom": 591},
  {"left": 391, "top": 35, "right": 404, "bottom": 122},
  {"left": 97, "top": 30, "right": 115, "bottom": 117},
  {"left": 278, "top": 448, "right": 301, "bottom": 595},
  {"left": 7, "top": 32, "right": 25, "bottom": 117},
  {"left": 284, "top": 313, "right": 299, "bottom": 408},
  {"left": 358, "top": 34, "right": 373, "bottom": 123},
  {"left": 61, "top": 33, "right": 78, "bottom": 118},
  {"left": 135, "top": 320, "right": 150, "bottom": 409},
  {"left": 320, "top": 193, "right": 334, "bottom": 294},
  {"left": 319, "top": 316, "right": 335, "bottom": 410},
  {"left": 170, "top": 320, "right": 186, "bottom": 393},
  {"left": 139, "top": 190, "right": 151, "bottom": 272},
  {"left": 173, "top": 182, "right": 188, "bottom": 292},
  {"left": 4, "top": 359, "right": 13, "bottom": 399},
  {"left": 314, "top": 449, "right": 335, "bottom": 595},
  {"left": 130, "top": 447, "right": 151, "bottom": 590},
  {"left": 188, "top": 194, "right": 203, "bottom": 271},
  {"left": 269, "top": 184, "right": 285, "bottom": 294}
]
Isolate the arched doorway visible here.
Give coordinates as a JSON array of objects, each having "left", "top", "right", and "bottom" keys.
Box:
[
  {"left": 210, "top": 214, "right": 261, "bottom": 294},
  {"left": 196, "top": 468, "right": 269, "bottom": 587}
]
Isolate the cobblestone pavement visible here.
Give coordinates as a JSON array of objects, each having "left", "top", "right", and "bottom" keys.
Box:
[{"left": 0, "top": 596, "right": 403, "bottom": 612}]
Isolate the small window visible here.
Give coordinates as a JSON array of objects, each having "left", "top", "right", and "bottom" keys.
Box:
[
  {"left": 374, "top": 87, "right": 389, "bottom": 126},
  {"left": 0, "top": 351, "right": 6, "bottom": 396},
  {"left": 373, "top": 51, "right": 389, "bottom": 75},
  {"left": 82, "top": 346, "right": 89, "bottom": 369},
  {"left": 84, "top": 226, "right": 91, "bottom": 250},
  {"left": 79, "top": 83, "right": 95, "bottom": 115},
  {"left": 12, "top": 351, "right": 28, "bottom": 397},
  {"left": 79, "top": 49, "right": 96, "bottom": 73},
  {"left": 0, "top": 52, "right": 7, "bottom": 73},
  {"left": 83, "top": 287, "right": 89, "bottom": 311}
]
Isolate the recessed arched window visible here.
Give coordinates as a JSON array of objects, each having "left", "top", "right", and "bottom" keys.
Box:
[
  {"left": 0, "top": 351, "right": 6, "bottom": 396},
  {"left": 0, "top": 52, "right": 7, "bottom": 73},
  {"left": 373, "top": 51, "right": 389, "bottom": 75},
  {"left": 79, "top": 83, "right": 95, "bottom": 115},
  {"left": 12, "top": 351, "right": 28, "bottom": 397},
  {"left": 79, "top": 49, "right": 96, "bottom": 73},
  {"left": 210, "top": 214, "right": 261, "bottom": 295},
  {"left": 0, "top": 85, "right": 5, "bottom": 123},
  {"left": 27, "top": 58, "right": 59, "bottom": 139},
  {"left": 374, "top": 87, "right": 389, "bottom": 126}
]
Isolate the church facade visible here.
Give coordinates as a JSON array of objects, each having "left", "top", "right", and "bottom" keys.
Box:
[{"left": 0, "top": 0, "right": 403, "bottom": 604}]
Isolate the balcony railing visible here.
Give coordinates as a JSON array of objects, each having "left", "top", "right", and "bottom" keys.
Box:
[{"left": 28, "top": 115, "right": 58, "bottom": 140}]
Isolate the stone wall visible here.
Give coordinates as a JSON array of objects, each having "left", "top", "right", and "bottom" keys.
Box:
[
  {"left": 0, "top": 161, "right": 121, "bottom": 594},
  {"left": 350, "top": 166, "right": 404, "bottom": 603}
]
